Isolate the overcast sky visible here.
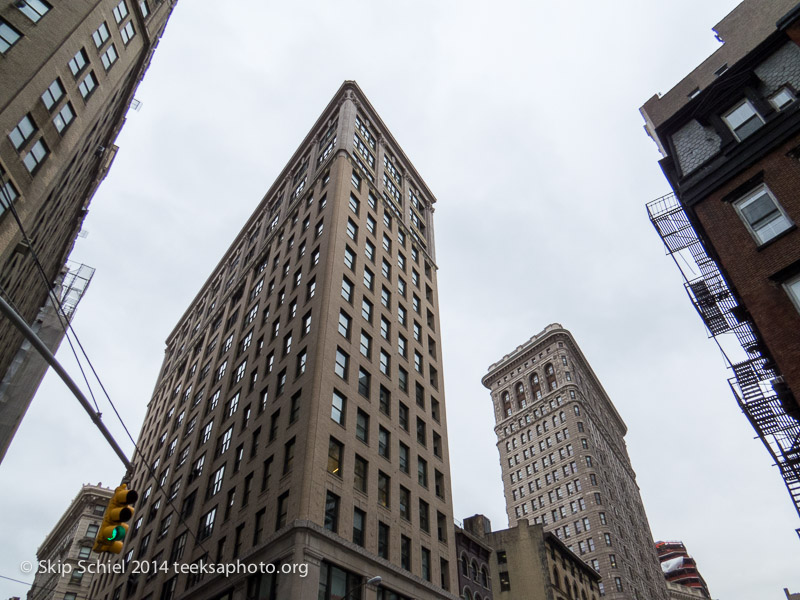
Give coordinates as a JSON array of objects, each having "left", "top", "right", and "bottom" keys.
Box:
[{"left": 2, "top": 1, "right": 799, "bottom": 598}]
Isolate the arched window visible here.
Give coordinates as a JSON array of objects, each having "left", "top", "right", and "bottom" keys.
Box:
[
  {"left": 565, "top": 577, "right": 572, "bottom": 597},
  {"left": 463, "top": 587, "right": 473, "bottom": 600},
  {"left": 461, "top": 554, "right": 469, "bottom": 576},
  {"left": 475, "top": 594, "right": 482, "bottom": 600},
  {"left": 553, "top": 566, "right": 560, "bottom": 587},
  {"left": 545, "top": 363, "right": 557, "bottom": 390},
  {"left": 481, "top": 566, "right": 489, "bottom": 587},
  {"left": 515, "top": 382, "right": 526, "bottom": 409},
  {"left": 501, "top": 392, "right": 512, "bottom": 417},
  {"left": 574, "top": 405, "right": 581, "bottom": 416},
  {"left": 573, "top": 582, "right": 579, "bottom": 599},
  {"left": 530, "top": 373, "right": 542, "bottom": 400},
  {"left": 470, "top": 560, "right": 478, "bottom": 581}
]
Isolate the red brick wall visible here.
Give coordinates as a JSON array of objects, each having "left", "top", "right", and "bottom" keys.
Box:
[{"left": 693, "top": 133, "right": 800, "bottom": 400}]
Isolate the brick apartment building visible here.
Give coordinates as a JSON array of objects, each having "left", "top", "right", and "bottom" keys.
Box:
[{"left": 642, "top": 0, "right": 800, "bottom": 531}]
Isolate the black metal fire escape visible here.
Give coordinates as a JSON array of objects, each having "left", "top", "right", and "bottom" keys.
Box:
[{"left": 647, "top": 192, "right": 800, "bottom": 539}]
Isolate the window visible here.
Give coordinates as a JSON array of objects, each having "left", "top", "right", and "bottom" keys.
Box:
[
  {"left": 400, "top": 535, "right": 411, "bottom": 570},
  {"left": 327, "top": 437, "right": 343, "bottom": 476},
  {"left": 784, "top": 273, "right": 800, "bottom": 314},
  {"left": 69, "top": 49, "right": 88, "bottom": 76},
  {"left": 360, "top": 331, "right": 372, "bottom": 358},
  {"left": 419, "top": 498, "right": 430, "bottom": 532},
  {"left": 397, "top": 442, "right": 408, "bottom": 474},
  {"left": 331, "top": 390, "right": 346, "bottom": 425},
  {"left": 334, "top": 348, "right": 349, "bottom": 380},
  {"left": 354, "top": 454, "right": 368, "bottom": 492},
  {"left": 378, "top": 426, "right": 390, "bottom": 458},
  {"left": 341, "top": 277, "right": 354, "bottom": 302},
  {"left": 361, "top": 298, "right": 373, "bottom": 322},
  {"left": 399, "top": 403, "right": 409, "bottom": 431},
  {"left": 378, "top": 471, "right": 390, "bottom": 507},
  {"left": 363, "top": 267, "right": 374, "bottom": 290},
  {"left": 344, "top": 246, "right": 355, "bottom": 270},
  {"left": 358, "top": 368, "right": 370, "bottom": 397},
  {"left": 23, "top": 139, "right": 48, "bottom": 173},
  {"left": 723, "top": 99, "right": 763, "bottom": 141},
  {"left": 347, "top": 218, "right": 358, "bottom": 241},
  {"left": 399, "top": 486, "right": 410, "bottom": 520},
  {"left": 378, "top": 522, "right": 389, "bottom": 559},
  {"left": 324, "top": 491, "right": 340, "bottom": 532},
  {"left": 283, "top": 438, "right": 295, "bottom": 474},
  {"left": 421, "top": 547, "right": 431, "bottom": 581},
  {"left": 120, "top": 20, "right": 135, "bottom": 44},
  {"left": 398, "top": 366, "right": 408, "bottom": 392},
  {"left": 379, "top": 350, "right": 390, "bottom": 375},
  {"left": 53, "top": 102, "right": 75, "bottom": 133},
  {"left": 377, "top": 386, "right": 390, "bottom": 416},
  {"left": 296, "top": 348, "right": 307, "bottom": 376},
  {"left": 416, "top": 417, "right": 426, "bottom": 446},
  {"left": 353, "top": 508, "right": 366, "bottom": 546},
  {"left": 9, "top": 114, "right": 36, "bottom": 150},
  {"left": 200, "top": 420, "right": 213, "bottom": 444},
  {"left": 113, "top": 0, "right": 128, "bottom": 22},
  {"left": 770, "top": 87, "right": 795, "bottom": 110},
  {"left": 198, "top": 507, "right": 216, "bottom": 540},
  {"left": 349, "top": 193, "right": 360, "bottom": 215},
  {"left": 276, "top": 492, "right": 289, "bottom": 529},
  {"left": 0, "top": 19, "right": 22, "bottom": 54},
  {"left": 207, "top": 465, "right": 225, "bottom": 498},
  {"left": 16, "top": 0, "right": 51, "bottom": 22},
  {"left": 418, "top": 457, "right": 428, "bottom": 487},
  {"left": 79, "top": 71, "right": 98, "bottom": 99},
  {"left": 101, "top": 44, "right": 118, "bottom": 70},
  {"left": 380, "top": 316, "right": 390, "bottom": 340},
  {"left": 733, "top": 185, "right": 792, "bottom": 244},
  {"left": 353, "top": 409, "right": 369, "bottom": 444},
  {"left": 41, "top": 79, "right": 64, "bottom": 110}
]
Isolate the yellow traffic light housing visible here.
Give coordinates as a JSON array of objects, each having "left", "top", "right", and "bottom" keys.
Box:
[{"left": 93, "top": 484, "right": 138, "bottom": 554}]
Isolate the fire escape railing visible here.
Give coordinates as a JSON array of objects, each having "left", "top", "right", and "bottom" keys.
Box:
[{"left": 647, "top": 193, "right": 800, "bottom": 532}]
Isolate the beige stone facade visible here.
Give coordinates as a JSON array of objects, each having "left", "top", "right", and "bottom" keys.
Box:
[
  {"left": 0, "top": 0, "right": 176, "bottom": 455},
  {"left": 481, "top": 324, "right": 668, "bottom": 600},
  {"left": 91, "top": 81, "right": 457, "bottom": 600},
  {"left": 478, "top": 517, "right": 601, "bottom": 600},
  {"left": 27, "top": 484, "right": 113, "bottom": 600}
]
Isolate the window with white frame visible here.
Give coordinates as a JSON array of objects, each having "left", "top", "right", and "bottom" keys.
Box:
[
  {"left": 733, "top": 185, "right": 792, "bottom": 244},
  {"left": 770, "top": 87, "right": 795, "bottom": 111},
  {"left": 783, "top": 273, "right": 800, "bottom": 314},
  {"left": 722, "top": 99, "right": 763, "bottom": 141}
]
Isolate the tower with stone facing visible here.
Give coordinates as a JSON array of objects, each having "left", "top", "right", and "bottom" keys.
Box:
[
  {"left": 91, "top": 81, "right": 458, "bottom": 600},
  {"left": 481, "top": 324, "right": 668, "bottom": 600}
]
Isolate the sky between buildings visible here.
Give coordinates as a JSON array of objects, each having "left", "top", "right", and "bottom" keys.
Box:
[{"left": 1, "top": 1, "right": 798, "bottom": 598}]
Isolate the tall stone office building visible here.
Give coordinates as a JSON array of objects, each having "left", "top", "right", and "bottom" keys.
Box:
[
  {"left": 91, "top": 81, "right": 458, "bottom": 600},
  {"left": 0, "top": 0, "right": 177, "bottom": 460},
  {"left": 482, "top": 324, "right": 668, "bottom": 600}
]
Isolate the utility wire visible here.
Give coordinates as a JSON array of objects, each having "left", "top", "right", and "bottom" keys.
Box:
[
  {"left": 0, "top": 174, "right": 212, "bottom": 557},
  {"left": 0, "top": 572, "right": 90, "bottom": 600}
]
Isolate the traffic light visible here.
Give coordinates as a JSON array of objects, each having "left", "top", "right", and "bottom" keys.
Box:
[{"left": 93, "top": 484, "right": 138, "bottom": 554}]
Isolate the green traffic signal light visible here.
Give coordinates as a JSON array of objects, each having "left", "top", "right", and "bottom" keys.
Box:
[{"left": 107, "top": 525, "right": 127, "bottom": 542}]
